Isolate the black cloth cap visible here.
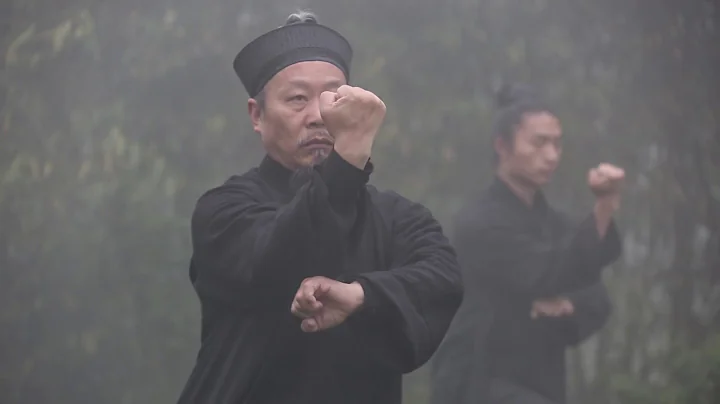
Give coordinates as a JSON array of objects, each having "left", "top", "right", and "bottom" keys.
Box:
[{"left": 233, "top": 21, "right": 353, "bottom": 97}]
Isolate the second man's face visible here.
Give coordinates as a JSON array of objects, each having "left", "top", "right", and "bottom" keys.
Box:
[{"left": 505, "top": 111, "right": 563, "bottom": 187}]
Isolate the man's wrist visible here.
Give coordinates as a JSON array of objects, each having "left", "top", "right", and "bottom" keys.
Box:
[
  {"left": 593, "top": 197, "right": 618, "bottom": 239},
  {"left": 333, "top": 138, "right": 373, "bottom": 170},
  {"left": 348, "top": 281, "right": 366, "bottom": 313},
  {"left": 594, "top": 193, "right": 620, "bottom": 213}
]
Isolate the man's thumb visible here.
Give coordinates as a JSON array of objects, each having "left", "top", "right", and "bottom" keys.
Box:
[
  {"left": 301, "top": 318, "right": 319, "bottom": 332},
  {"left": 319, "top": 91, "right": 339, "bottom": 113},
  {"left": 316, "top": 282, "right": 332, "bottom": 297}
]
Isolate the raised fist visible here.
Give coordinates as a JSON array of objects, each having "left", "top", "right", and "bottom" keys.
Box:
[
  {"left": 319, "top": 85, "right": 386, "bottom": 168},
  {"left": 588, "top": 163, "right": 625, "bottom": 198}
]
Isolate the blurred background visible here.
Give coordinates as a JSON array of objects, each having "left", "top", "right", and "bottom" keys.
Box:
[{"left": 1, "top": 0, "right": 718, "bottom": 403}]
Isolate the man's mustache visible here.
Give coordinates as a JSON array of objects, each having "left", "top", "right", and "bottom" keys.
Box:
[{"left": 297, "top": 131, "right": 333, "bottom": 147}]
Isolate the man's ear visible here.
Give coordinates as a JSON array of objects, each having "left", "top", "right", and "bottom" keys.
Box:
[
  {"left": 494, "top": 136, "right": 510, "bottom": 160},
  {"left": 248, "top": 98, "right": 262, "bottom": 133}
]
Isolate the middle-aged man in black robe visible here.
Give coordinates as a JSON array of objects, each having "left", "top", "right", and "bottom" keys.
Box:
[
  {"left": 430, "top": 84, "right": 625, "bottom": 404},
  {"left": 176, "top": 11, "right": 464, "bottom": 404}
]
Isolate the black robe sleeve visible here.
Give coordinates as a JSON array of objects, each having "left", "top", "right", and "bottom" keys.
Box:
[
  {"left": 537, "top": 281, "right": 612, "bottom": 347},
  {"left": 190, "top": 151, "right": 370, "bottom": 305},
  {"left": 470, "top": 211, "right": 622, "bottom": 300},
  {"left": 343, "top": 194, "right": 464, "bottom": 374}
]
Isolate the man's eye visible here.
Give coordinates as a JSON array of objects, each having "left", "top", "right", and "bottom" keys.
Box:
[{"left": 288, "top": 95, "right": 307, "bottom": 102}]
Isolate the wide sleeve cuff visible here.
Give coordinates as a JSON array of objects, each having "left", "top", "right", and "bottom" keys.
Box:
[
  {"left": 355, "top": 276, "right": 383, "bottom": 312},
  {"left": 335, "top": 274, "right": 384, "bottom": 314},
  {"left": 575, "top": 214, "right": 622, "bottom": 265},
  {"left": 319, "top": 150, "right": 373, "bottom": 206}
]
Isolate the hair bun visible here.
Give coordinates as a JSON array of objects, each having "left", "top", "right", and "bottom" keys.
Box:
[
  {"left": 494, "top": 82, "right": 538, "bottom": 109},
  {"left": 286, "top": 10, "right": 318, "bottom": 25}
]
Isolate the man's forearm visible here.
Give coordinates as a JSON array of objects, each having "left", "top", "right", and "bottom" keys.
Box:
[
  {"left": 333, "top": 133, "right": 374, "bottom": 169},
  {"left": 594, "top": 196, "right": 619, "bottom": 239}
]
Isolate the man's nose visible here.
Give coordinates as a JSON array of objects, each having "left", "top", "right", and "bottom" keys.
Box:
[
  {"left": 545, "top": 145, "right": 560, "bottom": 165},
  {"left": 306, "top": 97, "right": 323, "bottom": 126}
]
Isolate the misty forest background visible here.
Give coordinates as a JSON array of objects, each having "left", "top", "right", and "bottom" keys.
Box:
[{"left": 1, "top": 0, "right": 719, "bottom": 403}]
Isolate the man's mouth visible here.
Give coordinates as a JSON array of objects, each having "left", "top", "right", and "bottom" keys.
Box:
[
  {"left": 302, "top": 138, "right": 333, "bottom": 147},
  {"left": 538, "top": 168, "right": 556, "bottom": 178}
]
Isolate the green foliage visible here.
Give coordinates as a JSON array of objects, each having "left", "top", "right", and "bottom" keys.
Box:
[
  {"left": 0, "top": 0, "right": 718, "bottom": 403},
  {"left": 612, "top": 334, "right": 720, "bottom": 404}
]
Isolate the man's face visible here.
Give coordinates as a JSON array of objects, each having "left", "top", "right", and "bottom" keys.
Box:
[
  {"left": 496, "top": 111, "right": 563, "bottom": 188},
  {"left": 248, "top": 61, "right": 346, "bottom": 170}
]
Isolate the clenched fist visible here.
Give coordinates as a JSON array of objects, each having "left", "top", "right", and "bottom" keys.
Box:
[
  {"left": 530, "top": 297, "right": 574, "bottom": 319},
  {"left": 320, "top": 85, "right": 386, "bottom": 169},
  {"left": 290, "top": 276, "right": 365, "bottom": 333},
  {"left": 588, "top": 163, "right": 625, "bottom": 198}
]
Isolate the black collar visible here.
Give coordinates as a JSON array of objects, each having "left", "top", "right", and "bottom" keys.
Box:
[
  {"left": 258, "top": 152, "right": 375, "bottom": 194},
  {"left": 489, "top": 176, "right": 548, "bottom": 214},
  {"left": 258, "top": 155, "right": 293, "bottom": 188}
]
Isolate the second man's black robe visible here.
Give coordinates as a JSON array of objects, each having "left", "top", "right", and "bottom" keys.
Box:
[
  {"left": 177, "top": 151, "right": 464, "bottom": 404},
  {"left": 430, "top": 178, "right": 622, "bottom": 404}
]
